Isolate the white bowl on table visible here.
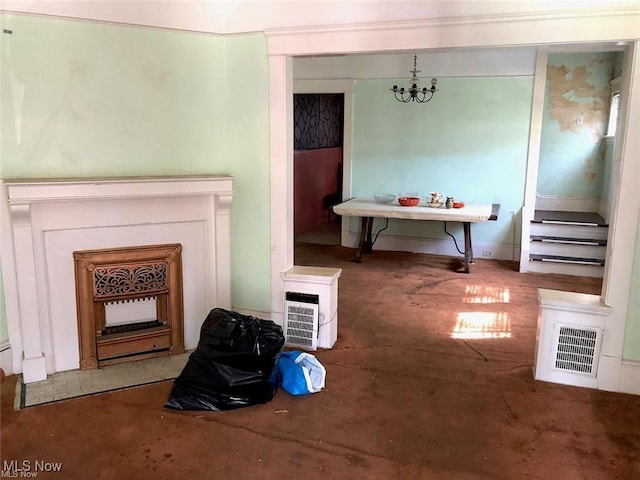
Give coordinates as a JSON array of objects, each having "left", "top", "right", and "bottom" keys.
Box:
[{"left": 374, "top": 194, "right": 396, "bottom": 204}]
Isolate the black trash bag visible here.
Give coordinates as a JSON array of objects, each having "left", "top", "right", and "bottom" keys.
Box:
[{"left": 165, "top": 308, "right": 285, "bottom": 411}]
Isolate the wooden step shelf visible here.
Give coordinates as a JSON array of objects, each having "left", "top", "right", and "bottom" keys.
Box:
[
  {"left": 530, "top": 253, "right": 605, "bottom": 266},
  {"left": 530, "top": 235, "right": 607, "bottom": 246},
  {"left": 532, "top": 210, "right": 608, "bottom": 227}
]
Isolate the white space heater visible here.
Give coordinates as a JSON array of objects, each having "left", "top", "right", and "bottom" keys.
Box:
[{"left": 284, "top": 292, "right": 319, "bottom": 351}]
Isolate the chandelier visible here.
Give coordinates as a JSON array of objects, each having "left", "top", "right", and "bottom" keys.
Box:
[{"left": 390, "top": 55, "right": 438, "bottom": 103}]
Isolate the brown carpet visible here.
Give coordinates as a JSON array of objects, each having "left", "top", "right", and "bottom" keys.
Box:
[{"left": 2, "top": 244, "right": 639, "bottom": 479}]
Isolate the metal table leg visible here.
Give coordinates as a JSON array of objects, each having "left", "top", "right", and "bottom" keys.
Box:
[
  {"left": 463, "top": 221, "right": 473, "bottom": 273},
  {"left": 364, "top": 217, "right": 374, "bottom": 254},
  {"left": 354, "top": 216, "right": 374, "bottom": 263}
]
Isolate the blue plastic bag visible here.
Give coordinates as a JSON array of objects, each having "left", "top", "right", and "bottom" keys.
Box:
[{"left": 272, "top": 351, "right": 326, "bottom": 396}]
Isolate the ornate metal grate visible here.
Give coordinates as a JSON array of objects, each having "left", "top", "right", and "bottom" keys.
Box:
[{"left": 93, "top": 263, "right": 167, "bottom": 299}]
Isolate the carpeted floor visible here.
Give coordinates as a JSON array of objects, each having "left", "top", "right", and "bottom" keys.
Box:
[{"left": 1, "top": 244, "right": 639, "bottom": 479}]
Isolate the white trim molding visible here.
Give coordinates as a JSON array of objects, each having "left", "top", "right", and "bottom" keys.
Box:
[
  {"left": 520, "top": 51, "right": 548, "bottom": 273},
  {"left": 599, "top": 42, "right": 640, "bottom": 392},
  {"left": 619, "top": 360, "right": 640, "bottom": 395},
  {"left": 268, "top": 55, "right": 294, "bottom": 329},
  {"left": 5, "top": 176, "right": 233, "bottom": 203},
  {"left": 293, "top": 79, "right": 354, "bottom": 94},
  {"left": 266, "top": 8, "right": 640, "bottom": 56}
]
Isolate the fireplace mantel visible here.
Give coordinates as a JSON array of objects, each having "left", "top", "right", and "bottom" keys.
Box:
[
  {"left": 6, "top": 176, "right": 233, "bottom": 204},
  {"left": 3, "top": 176, "right": 233, "bottom": 383}
]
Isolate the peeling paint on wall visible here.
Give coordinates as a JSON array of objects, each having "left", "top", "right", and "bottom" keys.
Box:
[
  {"left": 546, "top": 57, "right": 611, "bottom": 143},
  {"left": 537, "top": 52, "right": 617, "bottom": 197}
]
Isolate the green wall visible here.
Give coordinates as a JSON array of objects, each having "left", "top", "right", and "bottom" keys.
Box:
[
  {"left": 0, "top": 15, "right": 271, "bottom": 319},
  {"left": 223, "top": 36, "right": 271, "bottom": 311},
  {"left": 1, "top": 15, "right": 228, "bottom": 177},
  {"left": 537, "top": 53, "right": 616, "bottom": 198},
  {"left": 623, "top": 219, "right": 640, "bottom": 359},
  {"left": 351, "top": 76, "right": 533, "bottom": 246}
]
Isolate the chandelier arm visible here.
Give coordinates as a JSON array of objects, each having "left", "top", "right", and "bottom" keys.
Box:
[
  {"left": 394, "top": 92, "right": 411, "bottom": 103},
  {"left": 416, "top": 91, "right": 435, "bottom": 103}
]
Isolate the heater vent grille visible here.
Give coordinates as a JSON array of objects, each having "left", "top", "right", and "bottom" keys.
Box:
[
  {"left": 284, "top": 294, "right": 319, "bottom": 351},
  {"left": 554, "top": 326, "right": 599, "bottom": 375}
]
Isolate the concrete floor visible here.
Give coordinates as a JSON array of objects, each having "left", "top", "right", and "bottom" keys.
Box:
[{"left": 1, "top": 244, "right": 639, "bottom": 479}]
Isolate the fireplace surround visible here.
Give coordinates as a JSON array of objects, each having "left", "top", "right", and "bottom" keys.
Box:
[{"left": 3, "top": 176, "right": 233, "bottom": 383}]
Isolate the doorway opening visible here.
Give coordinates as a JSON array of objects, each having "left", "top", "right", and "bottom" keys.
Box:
[
  {"left": 293, "top": 93, "right": 344, "bottom": 249},
  {"left": 525, "top": 50, "right": 623, "bottom": 280}
]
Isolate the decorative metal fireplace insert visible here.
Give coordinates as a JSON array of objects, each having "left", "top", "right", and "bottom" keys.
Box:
[{"left": 73, "top": 244, "right": 185, "bottom": 369}]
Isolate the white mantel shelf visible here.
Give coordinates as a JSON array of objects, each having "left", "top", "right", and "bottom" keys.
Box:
[{"left": 5, "top": 175, "right": 233, "bottom": 204}]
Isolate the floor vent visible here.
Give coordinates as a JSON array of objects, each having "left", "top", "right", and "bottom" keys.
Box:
[
  {"left": 553, "top": 325, "right": 601, "bottom": 376},
  {"left": 284, "top": 292, "right": 319, "bottom": 351}
]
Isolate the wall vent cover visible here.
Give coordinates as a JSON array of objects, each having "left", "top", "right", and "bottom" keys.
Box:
[
  {"left": 553, "top": 325, "right": 601, "bottom": 376},
  {"left": 284, "top": 292, "right": 319, "bottom": 351}
]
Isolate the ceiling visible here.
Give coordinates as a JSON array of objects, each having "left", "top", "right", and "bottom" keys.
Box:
[{"left": 2, "top": 1, "right": 638, "bottom": 35}]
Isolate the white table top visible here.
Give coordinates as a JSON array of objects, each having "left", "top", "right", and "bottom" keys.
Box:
[{"left": 333, "top": 197, "right": 495, "bottom": 223}]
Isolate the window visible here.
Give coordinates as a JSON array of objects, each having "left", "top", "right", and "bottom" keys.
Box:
[{"left": 607, "top": 77, "right": 621, "bottom": 137}]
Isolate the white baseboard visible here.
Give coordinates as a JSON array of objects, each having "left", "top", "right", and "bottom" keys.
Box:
[
  {"left": 344, "top": 233, "right": 517, "bottom": 262},
  {"left": 0, "top": 341, "right": 13, "bottom": 376},
  {"left": 519, "top": 247, "right": 531, "bottom": 272},
  {"left": 231, "top": 308, "right": 272, "bottom": 322},
  {"left": 619, "top": 359, "right": 640, "bottom": 395},
  {"left": 535, "top": 194, "right": 600, "bottom": 213},
  {"left": 596, "top": 354, "right": 623, "bottom": 392}
]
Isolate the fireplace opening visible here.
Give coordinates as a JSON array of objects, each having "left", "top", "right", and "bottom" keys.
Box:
[
  {"left": 101, "top": 319, "right": 163, "bottom": 336},
  {"left": 73, "top": 244, "right": 185, "bottom": 369}
]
